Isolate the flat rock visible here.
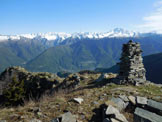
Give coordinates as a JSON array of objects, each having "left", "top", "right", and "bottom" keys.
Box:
[
  {"left": 134, "top": 107, "right": 162, "bottom": 122},
  {"left": 106, "top": 105, "right": 128, "bottom": 122},
  {"left": 0, "top": 120, "right": 7, "bottom": 122},
  {"left": 61, "top": 112, "right": 76, "bottom": 122},
  {"left": 128, "top": 96, "right": 136, "bottom": 105},
  {"left": 115, "top": 113, "right": 128, "bottom": 122},
  {"left": 147, "top": 99, "right": 162, "bottom": 115},
  {"left": 111, "top": 97, "right": 128, "bottom": 111},
  {"left": 73, "top": 98, "right": 83, "bottom": 104},
  {"left": 29, "top": 119, "right": 42, "bottom": 122},
  {"left": 147, "top": 99, "right": 162, "bottom": 111},
  {"left": 136, "top": 96, "right": 147, "bottom": 105},
  {"left": 119, "top": 95, "right": 129, "bottom": 102},
  {"left": 106, "top": 105, "right": 120, "bottom": 115}
]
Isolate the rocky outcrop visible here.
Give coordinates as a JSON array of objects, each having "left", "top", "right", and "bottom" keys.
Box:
[
  {"left": 53, "top": 73, "right": 80, "bottom": 92},
  {"left": 117, "top": 40, "right": 147, "bottom": 85},
  {"left": 0, "top": 66, "right": 62, "bottom": 99},
  {"left": 96, "top": 73, "right": 117, "bottom": 82}
]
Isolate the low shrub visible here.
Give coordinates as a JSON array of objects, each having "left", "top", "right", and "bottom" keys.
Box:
[{"left": 3, "top": 76, "right": 25, "bottom": 106}]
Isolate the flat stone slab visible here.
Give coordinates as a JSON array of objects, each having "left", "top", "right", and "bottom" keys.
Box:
[
  {"left": 128, "top": 96, "right": 136, "bottom": 105},
  {"left": 119, "top": 95, "right": 129, "bottom": 102},
  {"left": 111, "top": 97, "right": 128, "bottom": 111},
  {"left": 134, "top": 107, "right": 162, "bottom": 122},
  {"left": 106, "top": 105, "right": 120, "bottom": 115},
  {"left": 147, "top": 99, "right": 162, "bottom": 112},
  {"left": 61, "top": 112, "right": 76, "bottom": 122},
  {"left": 136, "top": 96, "right": 147, "bottom": 105},
  {"left": 106, "top": 105, "right": 128, "bottom": 122},
  {"left": 115, "top": 113, "right": 128, "bottom": 122}
]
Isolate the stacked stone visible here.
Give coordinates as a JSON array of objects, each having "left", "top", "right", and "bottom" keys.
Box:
[{"left": 118, "top": 40, "right": 146, "bottom": 85}]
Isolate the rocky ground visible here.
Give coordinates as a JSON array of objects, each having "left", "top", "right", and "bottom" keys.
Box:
[{"left": 0, "top": 68, "right": 162, "bottom": 122}]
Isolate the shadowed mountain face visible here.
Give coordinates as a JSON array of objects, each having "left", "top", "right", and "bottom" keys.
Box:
[
  {"left": 143, "top": 53, "right": 162, "bottom": 84},
  {"left": 95, "top": 52, "right": 162, "bottom": 84}
]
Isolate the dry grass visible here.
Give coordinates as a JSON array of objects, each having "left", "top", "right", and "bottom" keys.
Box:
[{"left": 0, "top": 74, "right": 162, "bottom": 122}]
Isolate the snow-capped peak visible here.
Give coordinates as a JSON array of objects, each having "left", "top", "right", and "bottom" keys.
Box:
[{"left": 0, "top": 28, "right": 138, "bottom": 42}]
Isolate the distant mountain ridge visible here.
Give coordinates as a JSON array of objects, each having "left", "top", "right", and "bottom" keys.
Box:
[
  {"left": 25, "top": 36, "right": 162, "bottom": 73},
  {"left": 0, "top": 28, "right": 137, "bottom": 40},
  {"left": 1, "top": 28, "right": 162, "bottom": 48},
  {"left": 1, "top": 28, "right": 162, "bottom": 73}
]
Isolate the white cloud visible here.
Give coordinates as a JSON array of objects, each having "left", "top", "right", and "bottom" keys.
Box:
[
  {"left": 138, "top": 1, "right": 162, "bottom": 33},
  {"left": 154, "top": 1, "right": 162, "bottom": 7}
]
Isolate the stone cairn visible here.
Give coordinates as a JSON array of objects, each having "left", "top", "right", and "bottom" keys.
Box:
[{"left": 118, "top": 40, "right": 147, "bottom": 85}]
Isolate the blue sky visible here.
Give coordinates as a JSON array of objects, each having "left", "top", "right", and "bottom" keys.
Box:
[{"left": 0, "top": 0, "right": 162, "bottom": 34}]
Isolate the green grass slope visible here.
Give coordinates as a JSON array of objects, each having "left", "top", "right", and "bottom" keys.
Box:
[
  {"left": 25, "top": 39, "right": 118, "bottom": 73},
  {"left": 25, "top": 36, "right": 162, "bottom": 73},
  {"left": 0, "top": 40, "right": 46, "bottom": 72},
  {"left": 0, "top": 47, "right": 24, "bottom": 70}
]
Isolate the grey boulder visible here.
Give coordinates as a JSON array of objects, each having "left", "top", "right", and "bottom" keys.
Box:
[
  {"left": 111, "top": 97, "right": 128, "bottom": 111},
  {"left": 136, "top": 96, "right": 147, "bottom": 105},
  {"left": 61, "top": 112, "right": 76, "bottom": 122}
]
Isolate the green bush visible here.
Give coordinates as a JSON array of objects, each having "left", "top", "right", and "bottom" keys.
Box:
[{"left": 3, "top": 76, "right": 25, "bottom": 106}]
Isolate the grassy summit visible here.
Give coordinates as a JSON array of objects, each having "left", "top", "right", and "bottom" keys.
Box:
[{"left": 0, "top": 68, "right": 161, "bottom": 122}]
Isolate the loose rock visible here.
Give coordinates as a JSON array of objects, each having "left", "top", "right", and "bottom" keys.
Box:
[
  {"left": 110, "top": 97, "right": 128, "bottom": 111},
  {"left": 134, "top": 107, "right": 162, "bottom": 122},
  {"left": 61, "top": 112, "right": 76, "bottom": 122},
  {"left": 128, "top": 96, "right": 136, "bottom": 105},
  {"left": 119, "top": 95, "right": 129, "bottom": 102},
  {"left": 136, "top": 96, "right": 147, "bottom": 105},
  {"left": 73, "top": 98, "right": 83, "bottom": 104},
  {"left": 106, "top": 105, "right": 120, "bottom": 115},
  {"left": 105, "top": 105, "right": 128, "bottom": 122},
  {"left": 29, "top": 118, "right": 42, "bottom": 122}
]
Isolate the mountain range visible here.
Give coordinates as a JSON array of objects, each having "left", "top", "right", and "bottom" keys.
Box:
[
  {"left": 0, "top": 28, "right": 137, "bottom": 44},
  {"left": 1, "top": 28, "right": 162, "bottom": 75}
]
